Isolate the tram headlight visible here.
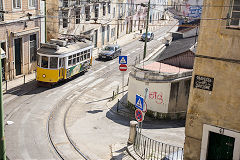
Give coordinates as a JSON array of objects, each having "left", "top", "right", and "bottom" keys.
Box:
[{"left": 42, "top": 74, "right": 46, "bottom": 78}]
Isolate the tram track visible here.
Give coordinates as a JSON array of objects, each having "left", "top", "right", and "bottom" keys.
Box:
[{"left": 46, "top": 61, "right": 121, "bottom": 159}]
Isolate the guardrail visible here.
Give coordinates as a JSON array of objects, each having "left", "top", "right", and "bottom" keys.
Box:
[{"left": 133, "top": 129, "right": 184, "bottom": 160}]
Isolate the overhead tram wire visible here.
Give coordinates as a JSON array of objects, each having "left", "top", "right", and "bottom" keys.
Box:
[{"left": 45, "top": 0, "right": 240, "bottom": 8}]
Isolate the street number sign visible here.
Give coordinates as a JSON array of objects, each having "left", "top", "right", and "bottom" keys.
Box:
[
  {"left": 135, "top": 94, "right": 144, "bottom": 111},
  {"left": 135, "top": 109, "right": 144, "bottom": 122},
  {"left": 119, "top": 56, "right": 127, "bottom": 64},
  {"left": 119, "top": 64, "right": 127, "bottom": 71}
]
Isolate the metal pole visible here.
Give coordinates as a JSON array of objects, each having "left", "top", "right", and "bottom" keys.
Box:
[
  {"left": 122, "top": 71, "right": 124, "bottom": 101},
  {"left": 143, "top": 0, "right": 151, "bottom": 59},
  {"left": 0, "top": 49, "right": 6, "bottom": 160}
]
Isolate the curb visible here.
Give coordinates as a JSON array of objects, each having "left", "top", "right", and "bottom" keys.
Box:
[{"left": 126, "top": 145, "right": 141, "bottom": 160}]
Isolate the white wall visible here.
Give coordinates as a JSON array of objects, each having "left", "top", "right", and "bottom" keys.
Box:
[{"left": 128, "top": 76, "right": 171, "bottom": 113}]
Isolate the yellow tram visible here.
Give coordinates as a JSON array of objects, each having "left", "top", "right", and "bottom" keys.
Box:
[{"left": 36, "top": 39, "right": 93, "bottom": 85}]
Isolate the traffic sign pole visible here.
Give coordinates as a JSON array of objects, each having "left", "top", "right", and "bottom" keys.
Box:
[{"left": 122, "top": 71, "right": 124, "bottom": 99}]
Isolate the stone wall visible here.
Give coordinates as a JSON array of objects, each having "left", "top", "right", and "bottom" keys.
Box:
[{"left": 184, "top": 0, "right": 240, "bottom": 159}]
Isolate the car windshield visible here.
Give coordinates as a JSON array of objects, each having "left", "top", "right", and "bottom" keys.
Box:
[
  {"left": 104, "top": 46, "right": 115, "bottom": 51},
  {"left": 143, "top": 33, "right": 151, "bottom": 36}
]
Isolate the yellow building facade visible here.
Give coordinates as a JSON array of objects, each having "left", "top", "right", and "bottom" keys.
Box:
[{"left": 184, "top": 0, "right": 240, "bottom": 159}]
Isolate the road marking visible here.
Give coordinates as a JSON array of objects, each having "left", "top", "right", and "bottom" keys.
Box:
[
  {"left": 136, "top": 48, "right": 141, "bottom": 51},
  {"left": 76, "top": 76, "right": 95, "bottom": 87},
  {"left": 131, "top": 51, "right": 135, "bottom": 53},
  {"left": 46, "top": 90, "right": 58, "bottom": 98},
  {"left": 87, "top": 78, "right": 104, "bottom": 88},
  {"left": 109, "top": 61, "right": 116, "bottom": 65},
  {"left": 126, "top": 53, "right": 130, "bottom": 56},
  {"left": 89, "top": 66, "right": 107, "bottom": 76},
  {"left": 102, "top": 81, "right": 120, "bottom": 91}
]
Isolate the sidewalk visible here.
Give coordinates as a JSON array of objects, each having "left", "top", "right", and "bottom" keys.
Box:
[{"left": 2, "top": 72, "right": 36, "bottom": 94}]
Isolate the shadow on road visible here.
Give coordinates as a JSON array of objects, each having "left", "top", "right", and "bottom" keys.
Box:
[{"left": 106, "top": 93, "right": 185, "bottom": 130}]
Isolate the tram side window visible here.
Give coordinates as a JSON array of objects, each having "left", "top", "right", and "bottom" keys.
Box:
[
  {"left": 73, "top": 54, "right": 77, "bottom": 65},
  {"left": 41, "top": 56, "right": 49, "bottom": 68},
  {"left": 68, "top": 55, "right": 72, "bottom": 66},
  {"left": 59, "top": 58, "right": 62, "bottom": 68},
  {"left": 50, "top": 57, "right": 58, "bottom": 69},
  {"left": 87, "top": 50, "right": 90, "bottom": 58},
  {"left": 77, "top": 53, "right": 80, "bottom": 63},
  {"left": 84, "top": 50, "right": 87, "bottom": 60},
  {"left": 80, "top": 52, "right": 83, "bottom": 61}
]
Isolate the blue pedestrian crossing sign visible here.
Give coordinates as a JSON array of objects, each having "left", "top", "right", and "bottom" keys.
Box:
[
  {"left": 135, "top": 95, "right": 144, "bottom": 111},
  {"left": 119, "top": 56, "right": 127, "bottom": 64}
]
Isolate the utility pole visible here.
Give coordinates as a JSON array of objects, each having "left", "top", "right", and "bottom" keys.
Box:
[
  {"left": 0, "top": 48, "right": 6, "bottom": 160},
  {"left": 143, "top": 0, "right": 151, "bottom": 59}
]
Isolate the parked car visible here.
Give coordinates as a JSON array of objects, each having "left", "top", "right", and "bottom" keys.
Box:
[
  {"left": 141, "top": 32, "right": 154, "bottom": 41},
  {"left": 161, "top": 150, "right": 183, "bottom": 160},
  {"left": 98, "top": 44, "right": 122, "bottom": 60}
]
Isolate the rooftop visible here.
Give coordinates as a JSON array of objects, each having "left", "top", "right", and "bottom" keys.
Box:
[
  {"left": 141, "top": 62, "right": 192, "bottom": 74},
  {"left": 155, "top": 36, "right": 197, "bottom": 62}
]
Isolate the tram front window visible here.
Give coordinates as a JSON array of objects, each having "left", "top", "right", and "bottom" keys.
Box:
[
  {"left": 50, "top": 57, "right": 58, "bottom": 69},
  {"left": 41, "top": 56, "right": 49, "bottom": 68},
  {"left": 37, "top": 54, "right": 40, "bottom": 66}
]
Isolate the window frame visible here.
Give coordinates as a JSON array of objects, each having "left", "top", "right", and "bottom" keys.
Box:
[
  {"left": 220, "top": 0, "right": 240, "bottom": 36},
  {"left": 28, "top": 0, "right": 36, "bottom": 9},
  {"left": 227, "top": 0, "right": 240, "bottom": 29},
  {"left": 75, "top": 10, "right": 80, "bottom": 24},
  {"left": 29, "top": 33, "right": 37, "bottom": 63},
  {"left": 200, "top": 124, "right": 240, "bottom": 160},
  {"left": 0, "top": 0, "right": 4, "bottom": 21},
  {"left": 12, "top": 0, "right": 22, "bottom": 10}
]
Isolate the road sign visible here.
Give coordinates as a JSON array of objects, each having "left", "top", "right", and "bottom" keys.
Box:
[
  {"left": 119, "top": 56, "right": 127, "bottom": 64},
  {"left": 135, "top": 94, "right": 144, "bottom": 111},
  {"left": 135, "top": 109, "right": 144, "bottom": 122},
  {"left": 119, "top": 64, "right": 127, "bottom": 71}
]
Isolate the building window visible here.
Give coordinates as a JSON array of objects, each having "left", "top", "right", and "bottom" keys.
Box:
[
  {"left": 85, "top": 6, "right": 90, "bottom": 21},
  {"left": 227, "top": 0, "right": 240, "bottom": 29},
  {"left": 0, "top": 0, "right": 4, "bottom": 21},
  {"left": 75, "top": 11, "right": 80, "bottom": 24},
  {"left": 113, "top": 7, "right": 115, "bottom": 18},
  {"left": 30, "top": 34, "right": 37, "bottom": 62},
  {"left": 111, "top": 28, "right": 115, "bottom": 38},
  {"left": 94, "top": 4, "right": 99, "bottom": 18},
  {"left": 29, "top": 0, "right": 36, "bottom": 8},
  {"left": 103, "top": 3, "right": 106, "bottom": 16},
  {"left": 108, "top": 2, "right": 111, "bottom": 14},
  {"left": 13, "top": 0, "right": 21, "bottom": 9},
  {"left": 62, "top": 11, "right": 68, "bottom": 28},
  {"left": 200, "top": 124, "right": 240, "bottom": 160},
  {"left": 63, "top": 0, "right": 68, "bottom": 7},
  {"left": 76, "top": 0, "right": 80, "bottom": 5}
]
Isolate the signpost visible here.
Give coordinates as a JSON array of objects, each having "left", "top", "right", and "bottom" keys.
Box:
[
  {"left": 119, "top": 64, "right": 127, "bottom": 71},
  {"left": 135, "top": 94, "right": 144, "bottom": 111},
  {"left": 135, "top": 109, "right": 144, "bottom": 122},
  {"left": 119, "top": 56, "right": 128, "bottom": 99}
]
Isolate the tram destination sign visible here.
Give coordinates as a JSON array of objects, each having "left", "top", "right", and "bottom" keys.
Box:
[{"left": 193, "top": 75, "right": 214, "bottom": 91}]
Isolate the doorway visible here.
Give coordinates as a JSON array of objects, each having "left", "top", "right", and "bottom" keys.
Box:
[
  {"left": 207, "top": 132, "right": 234, "bottom": 160},
  {"left": 14, "top": 38, "right": 22, "bottom": 76}
]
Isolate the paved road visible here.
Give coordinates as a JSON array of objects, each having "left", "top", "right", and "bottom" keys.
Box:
[{"left": 4, "top": 20, "right": 184, "bottom": 160}]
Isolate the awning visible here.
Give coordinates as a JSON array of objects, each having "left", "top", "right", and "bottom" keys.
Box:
[
  {"left": 0, "top": 48, "right": 6, "bottom": 59},
  {"left": 12, "top": 27, "right": 40, "bottom": 37}
]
